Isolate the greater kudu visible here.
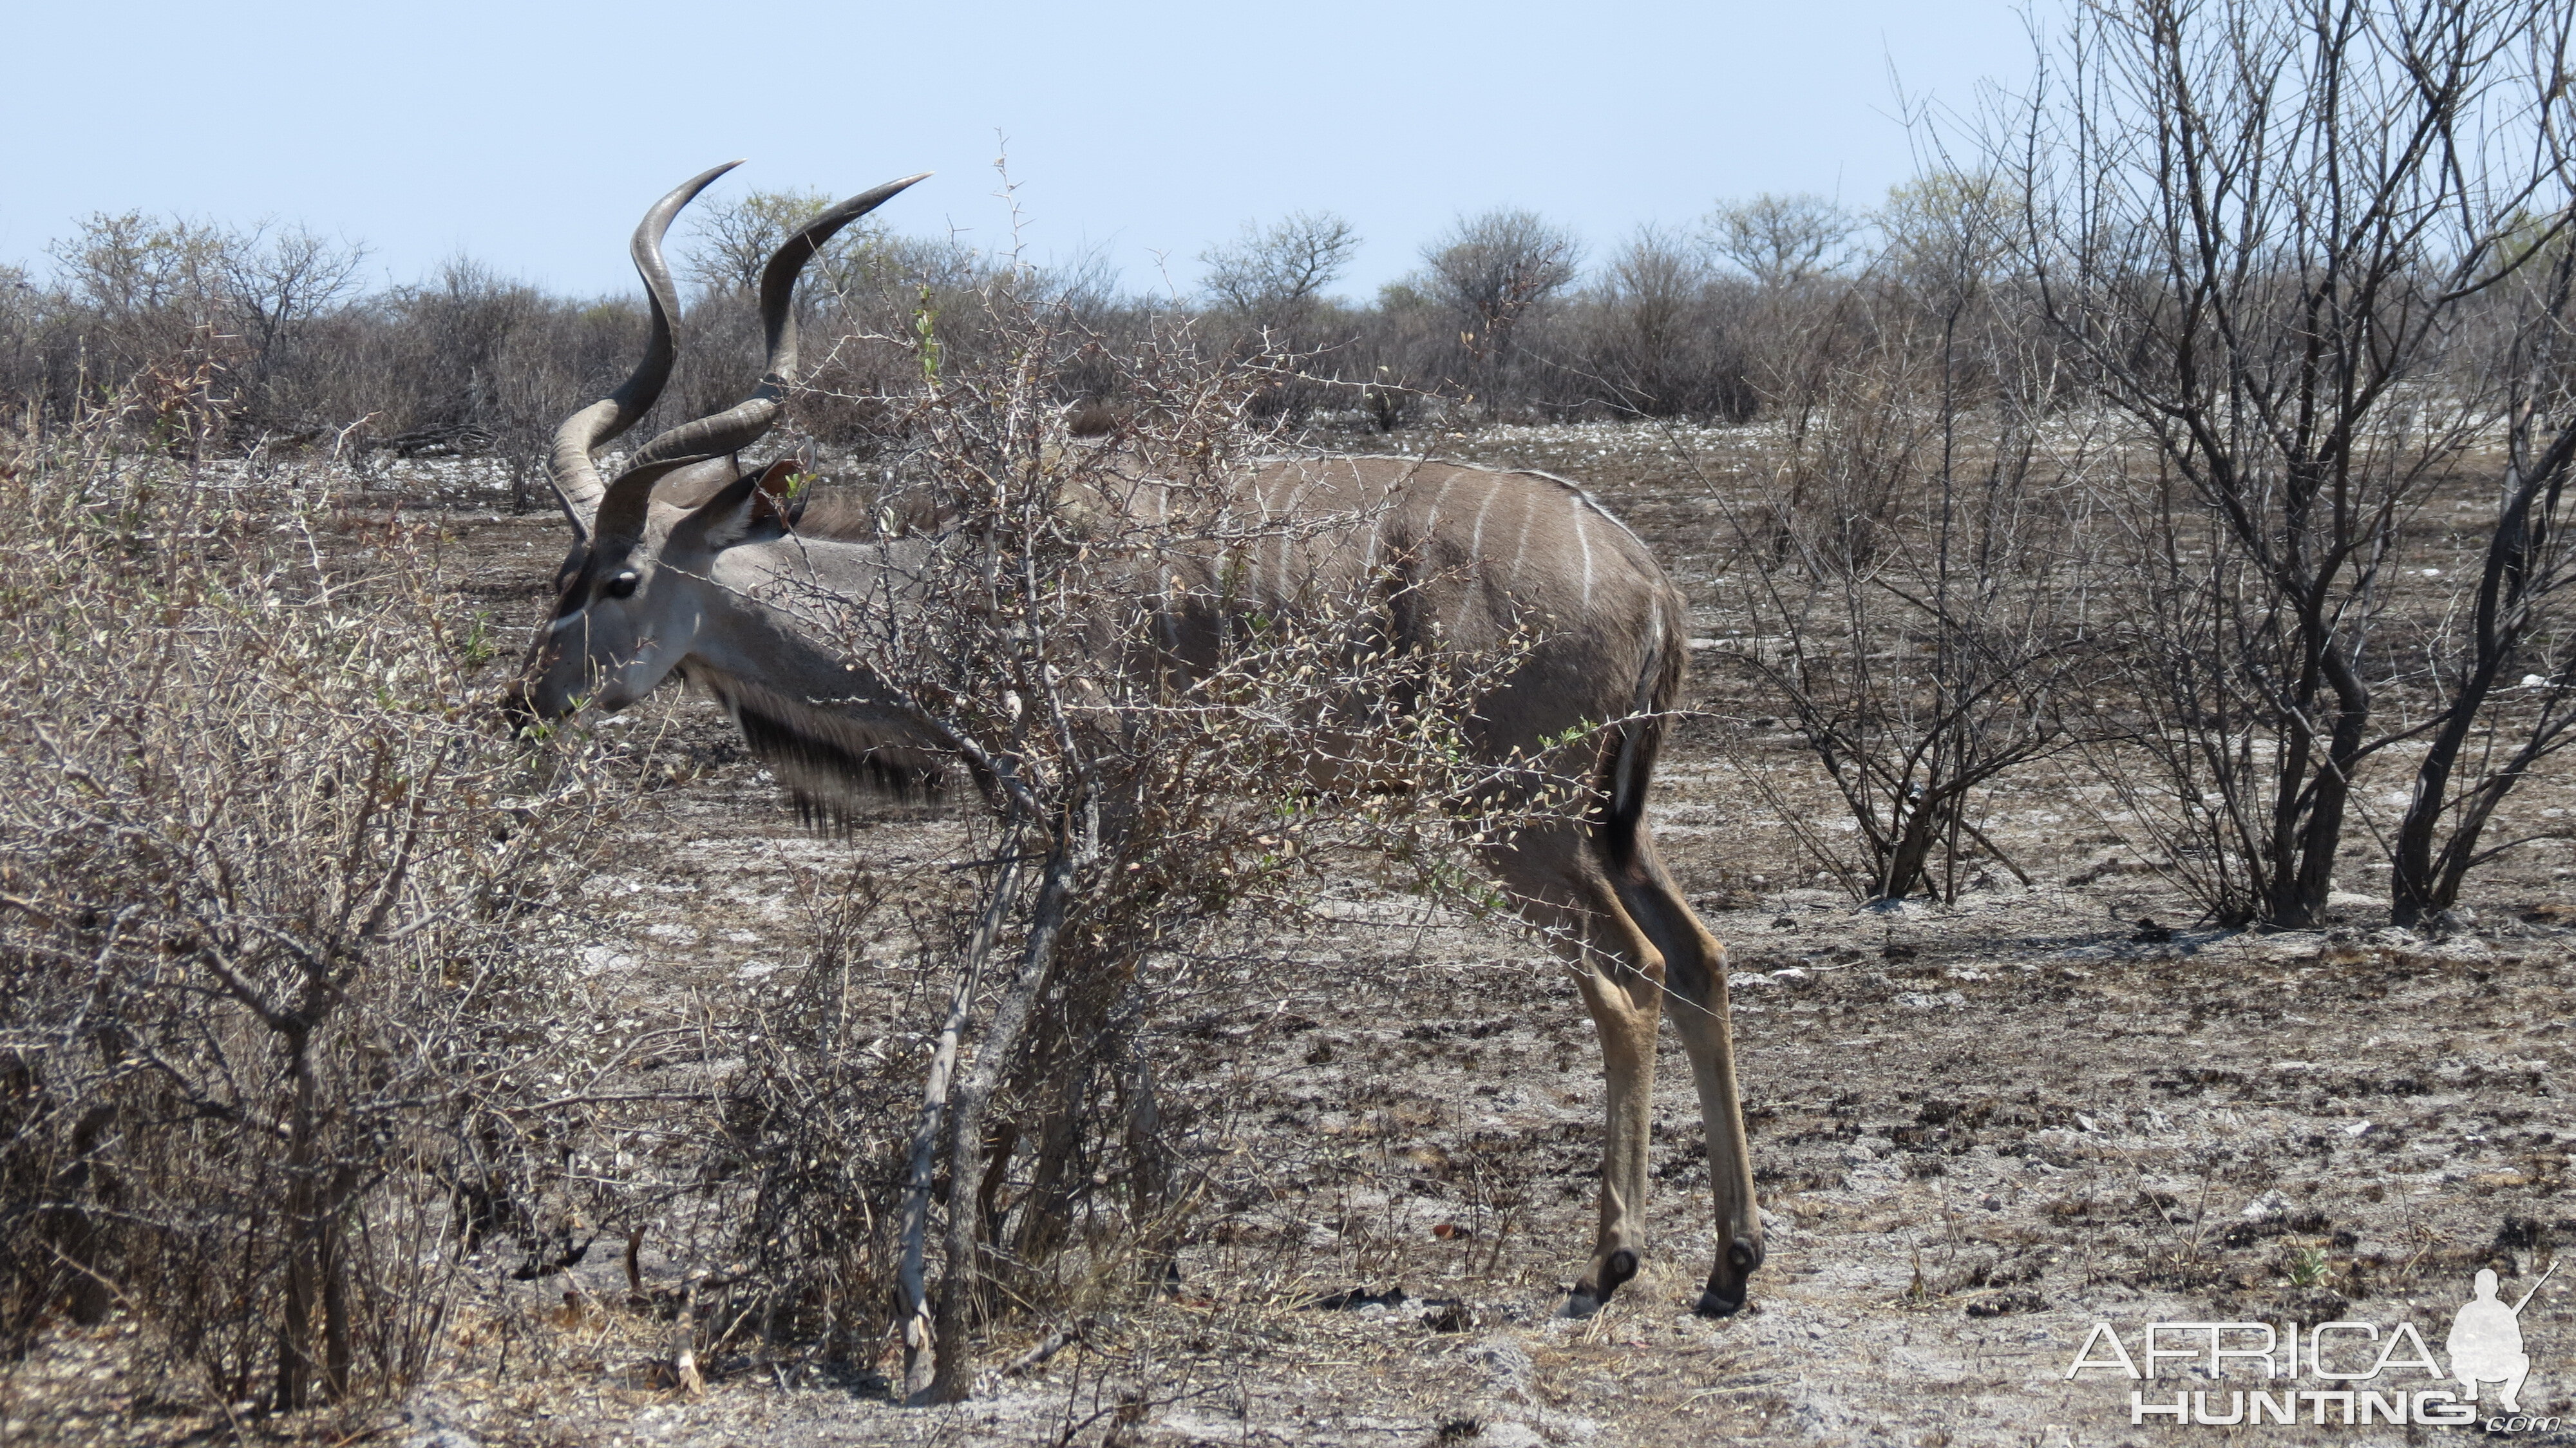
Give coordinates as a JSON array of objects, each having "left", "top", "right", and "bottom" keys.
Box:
[{"left": 515, "top": 169, "right": 1763, "bottom": 1318}]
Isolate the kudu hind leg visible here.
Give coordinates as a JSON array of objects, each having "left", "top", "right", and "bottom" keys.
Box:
[
  {"left": 1611, "top": 832, "right": 1764, "bottom": 1316},
  {"left": 1535, "top": 873, "right": 1668, "bottom": 1317}
]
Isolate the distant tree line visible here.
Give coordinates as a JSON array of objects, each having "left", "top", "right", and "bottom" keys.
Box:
[{"left": 0, "top": 180, "right": 1911, "bottom": 462}]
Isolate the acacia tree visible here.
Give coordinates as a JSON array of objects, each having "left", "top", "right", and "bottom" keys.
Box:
[
  {"left": 214, "top": 223, "right": 370, "bottom": 412},
  {"left": 2007, "top": 0, "right": 2576, "bottom": 926},
  {"left": 685, "top": 187, "right": 844, "bottom": 296},
  {"left": 1708, "top": 193, "right": 1860, "bottom": 289},
  {"left": 1423, "top": 208, "right": 1581, "bottom": 418},
  {"left": 1197, "top": 210, "right": 1361, "bottom": 417},
  {"left": 1200, "top": 210, "right": 1359, "bottom": 334}
]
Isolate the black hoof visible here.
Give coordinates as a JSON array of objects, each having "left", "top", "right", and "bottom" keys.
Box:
[
  {"left": 1696, "top": 1236, "right": 1765, "bottom": 1318},
  {"left": 1693, "top": 1285, "right": 1747, "bottom": 1317},
  {"left": 1562, "top": 1248, "right": 1640, "bottom": 1317}
]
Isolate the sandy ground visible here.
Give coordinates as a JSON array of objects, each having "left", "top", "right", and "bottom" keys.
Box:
[{"left": 10, "top": 426, "right": 2576, "bottom": 1447}]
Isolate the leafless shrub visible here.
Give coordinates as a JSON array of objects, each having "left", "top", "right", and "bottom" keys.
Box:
[
  {"left": 0, "top": 414, "right": 619, "bottom": 1413},
  {"left": 46, "top": 213, "right": 238, "bottom": 365},
  {"left": 1573, "top": 225, "right": 1757, "bottom": 421},
  {"left": 214, "top": 223, "right": 373, "bottom": 431},
  {"left": 719, "top": 872, "right": 916, "bottom": 1362},
  {"left": 2005, "top": 0, "right": 2576, "bottom": 925},
  {"left": 1731, "top": 415, "right": 2105, "bottom": 900},
  {"left": 1342, "top": 283, "right": 1452, "bottom": 430},
  {"left": 23, "top": 214, "right": 372, "bottom": 450},
  {"left": 1710, "top": 176, "right": 2105, "bottom": 900},
  {"left": 2378, "top": 205, "right": 2576, "bottom": 922}
]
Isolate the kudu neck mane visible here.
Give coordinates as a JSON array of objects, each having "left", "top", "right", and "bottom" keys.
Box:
[{"left": 685, "top": 665, "right": 947, "bottom": 823}]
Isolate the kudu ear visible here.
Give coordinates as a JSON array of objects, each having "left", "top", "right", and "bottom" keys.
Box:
[
  {"left": 750, "top": 459, "right": 804, "bottom": 527},
  {"left": 682, "top": 459, "right": 804, "bottom": 551}
]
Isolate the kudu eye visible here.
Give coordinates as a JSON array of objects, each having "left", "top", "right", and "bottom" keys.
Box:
[{"left": 603, "top": 569, "right": 641, "bottom": 600}]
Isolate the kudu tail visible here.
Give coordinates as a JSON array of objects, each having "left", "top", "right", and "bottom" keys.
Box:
[{"left": 1596, "top": 590, "right": 1687, "bottom": 869}]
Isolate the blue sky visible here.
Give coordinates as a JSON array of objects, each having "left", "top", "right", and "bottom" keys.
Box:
[{"left": 2, "top": 1, "right": 2035, "bottom": 300}]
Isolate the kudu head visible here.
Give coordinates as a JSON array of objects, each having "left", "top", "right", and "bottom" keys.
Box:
[{"left": 513, "top": 166, "right": 926, "bottom": 720}]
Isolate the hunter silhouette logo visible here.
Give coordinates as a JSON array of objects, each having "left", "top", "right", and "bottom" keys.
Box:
[
  {"left": 2449, "top": 1262, "right": 2553, "bottom": 1415},
  {"left": 2065, "top": 1260, "right": 2559, "bottom": 1428}
]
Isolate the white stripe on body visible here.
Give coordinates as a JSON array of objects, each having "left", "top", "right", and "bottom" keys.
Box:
[
  {"left": 1468, "top": 479, "right": 1508, "bottom": 562},
  {"left": 1573, "top": 494, "right": 1595, "bottom": 607},
  {"left": 1422, "top": 470, "right": 1463, "bottom": 533}
]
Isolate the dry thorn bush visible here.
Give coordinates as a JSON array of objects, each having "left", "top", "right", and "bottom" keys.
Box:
[
  {"left": 708, "top": 278, "right": 1596, "bottom": 1402},
  {"left": 0, "top": 408, "right": 624, "bottom": 1420}
]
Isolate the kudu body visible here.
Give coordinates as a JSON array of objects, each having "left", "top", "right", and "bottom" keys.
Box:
[{"left": 515, "top": 169, "right": 1763, "bottom": 1317}]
